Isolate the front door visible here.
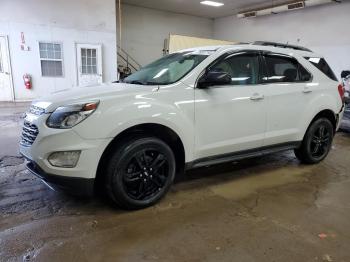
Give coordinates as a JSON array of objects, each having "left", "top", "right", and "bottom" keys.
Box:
[
  {"left": 0, "top": 36, "right": 13, "bottom": 101},
  {"left": 194, "top": 51, "right": 268, "bottom": 159},
  {"left": 76, "top": 43, "right": 103, "bottom": 86}
]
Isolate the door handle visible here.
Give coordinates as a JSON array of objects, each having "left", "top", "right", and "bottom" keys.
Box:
[
  {"left": 250, "top": 93, "right": 264, "bottom": 101},
  {"left": 303, "top": 88, "right": 312, "bottom": 94}
]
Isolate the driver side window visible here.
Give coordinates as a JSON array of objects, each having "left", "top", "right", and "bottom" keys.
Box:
[{"left": 210, "top": 53, "right": 260, "bottom": 85}]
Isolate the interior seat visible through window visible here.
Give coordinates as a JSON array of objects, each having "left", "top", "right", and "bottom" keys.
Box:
[
  {"left": 210, "top": 52, "right": 260, "bottom": 85},
  {"left": 264, "top": 54, "right": 312, "bottom": 83}
]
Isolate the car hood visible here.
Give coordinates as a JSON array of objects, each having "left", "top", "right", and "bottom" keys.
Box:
[{"left": 31, "top": 82, "right": 158, "bottom": 112}]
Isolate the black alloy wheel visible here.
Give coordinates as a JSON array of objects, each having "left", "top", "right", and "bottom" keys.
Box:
[
  {"left": 123, "top": 149, "right": 170, "bottom": 201},
  {"left": 309, "top": 124, "right": 331, "bottom": 159},
  {"left": 294, "top": 118, "right": 334, "bottom": 164},
  {"left": 106, "top": 136, "right": 176, "bottom": 209}
]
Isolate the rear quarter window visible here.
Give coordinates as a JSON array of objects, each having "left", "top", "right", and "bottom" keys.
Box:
[{"left": 305, "top": 57, "right": 338, "bottom": 81}]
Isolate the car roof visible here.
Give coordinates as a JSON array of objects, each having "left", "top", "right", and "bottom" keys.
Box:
[{"left": 179, "top": 44, "right": 323, "bottom": 58}]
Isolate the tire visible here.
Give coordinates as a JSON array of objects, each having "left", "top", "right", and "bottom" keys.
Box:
[
  {"left": 105, "top": 136, "right": 176, "bottom": 210},
  {"left": 294, "top": 118, "right": 334, "bottom": 164}
]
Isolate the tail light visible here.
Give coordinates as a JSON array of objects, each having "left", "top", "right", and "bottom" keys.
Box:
[{"left": 338, "top": 84, "right": 345, "bottom": 103}]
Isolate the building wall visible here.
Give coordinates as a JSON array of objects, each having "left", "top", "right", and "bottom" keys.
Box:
[
  {"left": 213, "top": 2, "right": 350, "bottom": 78},
  {"left": 119, "top": 4, "right": 214, "bottom": 66},
  {"left": 0, "top": 0, "right": 117, "bottom": 101}
]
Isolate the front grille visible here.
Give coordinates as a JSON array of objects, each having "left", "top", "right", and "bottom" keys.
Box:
[{"left": 20, "top": 121, "right": 39, "bottom": 146}]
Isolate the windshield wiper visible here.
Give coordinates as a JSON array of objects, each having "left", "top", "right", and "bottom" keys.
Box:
[
  {"left": 125, "top": 80, "right": 145, "bottom": 85},
  {"left": 125, "top": 80, "right": 162, "bottom": 86},
  {"left": 143, "top": 81, "right": 162, "bottom": 86}
]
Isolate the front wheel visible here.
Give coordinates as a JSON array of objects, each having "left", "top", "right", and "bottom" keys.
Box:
[
  {"left": 105, "top": 136, "right": 176, "bottom": 210},
  {"left": 294, "top": 118, "right": 334, "bottom": 164}
]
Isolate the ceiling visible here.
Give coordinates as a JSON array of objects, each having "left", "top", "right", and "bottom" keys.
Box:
[{"left": 121, "top": 0, "right": 291, "bottom": 18}]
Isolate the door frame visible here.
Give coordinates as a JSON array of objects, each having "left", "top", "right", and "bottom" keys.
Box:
[
  {"left": 0, "top": 35, "right": 15, "bottom": 101},
  {"left": 74, "top": 42, "right": 103, "bottom": 86}
]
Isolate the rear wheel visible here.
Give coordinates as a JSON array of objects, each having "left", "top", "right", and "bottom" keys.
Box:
[
  {"left": 105, "top": 136, "right": 176, "bottom": 210},
  {"left": 294, "top": 118, "right": 334, "bottom": 164}
]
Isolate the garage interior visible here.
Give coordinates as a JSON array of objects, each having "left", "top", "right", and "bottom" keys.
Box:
[{"left": 1, "top": 0, "right": 350, "bottom": 261}]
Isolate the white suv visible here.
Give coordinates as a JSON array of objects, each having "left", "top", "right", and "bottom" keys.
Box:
[{"left": 20, "top": 42, "right": 345, "bottom": 209}]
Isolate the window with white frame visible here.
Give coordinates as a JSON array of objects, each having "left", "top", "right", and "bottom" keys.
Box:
[
  {"left": 81, "top": 48, "right": 97, "bottom": 74},
  {"left": 39, "top": 42, "right": 63, "bottom": 77}
]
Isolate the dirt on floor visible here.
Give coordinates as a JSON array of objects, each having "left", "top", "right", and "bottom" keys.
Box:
[{"left": 1, "top": 102, "right": 350, "bottom": 262}]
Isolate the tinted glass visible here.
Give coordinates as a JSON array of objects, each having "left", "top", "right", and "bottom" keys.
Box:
[
  {"left": 264, "top": 54, "right": 311, "bottom": 83},
  {"left": 305, "top": 57, "right": 337, "bottom": 81},
  {"left": 299, "top": 64, "right": 312, "bottom": 82},
  {"left": 210, "top": 53, "right": 260, "bottom": 85}
]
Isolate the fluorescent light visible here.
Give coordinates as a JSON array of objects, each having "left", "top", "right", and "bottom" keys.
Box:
[{"left": 200, "top": 1, "right": 224, "bottom": 7}]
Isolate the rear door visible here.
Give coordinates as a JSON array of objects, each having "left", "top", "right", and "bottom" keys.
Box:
[{"left": 262, "top": 52, "right": 314, "bottom": 146}]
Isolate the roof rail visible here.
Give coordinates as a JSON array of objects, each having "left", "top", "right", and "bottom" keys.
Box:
[{"left": 252, "top": 41, "right": 312, "bottom": 52}]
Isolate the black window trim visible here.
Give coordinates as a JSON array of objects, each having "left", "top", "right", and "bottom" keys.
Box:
[
  {"left": 261, "top": 51, "right": 313, "bottom": 84},
  {"left": 195, "top": 49, "right": 264, "bottom": 88},
  {"left": 304, "top": 56, "right": 338, "bottom": 82}
]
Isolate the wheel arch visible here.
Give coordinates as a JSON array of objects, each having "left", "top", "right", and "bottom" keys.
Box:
[
  {"left": 95, "top": 123, "right": 186, "bottom": 190},
  {"left": 309, "top": 109, "right": 337, "bottom": 132}
]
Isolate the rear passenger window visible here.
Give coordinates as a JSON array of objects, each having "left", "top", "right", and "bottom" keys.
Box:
[
  {"left": 305, "top": 57, "right": 338, "bottom": 81},
  {"left": 264, "top": 54, "right": 312, "bottom": 83},
  {"left": 210, "top": 53, "right": 260, "bottom": 85}
]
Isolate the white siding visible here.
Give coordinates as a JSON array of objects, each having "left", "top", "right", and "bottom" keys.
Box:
[
  {"left": 0, "top": 0, "right": 117, "bottom": 101},
  {"left": 213, "top": 2, "right": 350, "bottom": 78},
  {"left": 119, "top": 4, "right": 214, "bottom": 66}
]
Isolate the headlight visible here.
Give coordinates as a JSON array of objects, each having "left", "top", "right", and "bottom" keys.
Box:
[{"left": 46, "top": 101, "right": 99, "bottom": 129}]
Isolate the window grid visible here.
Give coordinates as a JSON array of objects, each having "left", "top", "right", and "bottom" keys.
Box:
[
  {"left": 81, "top": 48, "right": 97, "bottom": 75},
  {"left": 39, "top": 42, "right": 63, "bottom": 77}
]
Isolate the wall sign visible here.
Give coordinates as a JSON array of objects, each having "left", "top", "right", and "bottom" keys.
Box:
[{"left": 20, "top": 32, "right": 30, "bottom": 51}]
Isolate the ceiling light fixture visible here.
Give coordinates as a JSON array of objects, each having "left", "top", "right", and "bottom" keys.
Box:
[{"left": 200, "top": 1, "right": 224, "bottom": 7}]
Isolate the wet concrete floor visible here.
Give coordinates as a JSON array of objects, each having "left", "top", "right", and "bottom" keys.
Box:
[{"left": 1, "top": 102, "right": 350, "bottom": 261}]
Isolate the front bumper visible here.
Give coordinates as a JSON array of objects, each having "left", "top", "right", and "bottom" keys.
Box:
[
  {"left": 26, "top": 161, "right": 94, "bottom": 196},
  {"left": 19, "top": 112, "right": 112, "bottom": 195}
]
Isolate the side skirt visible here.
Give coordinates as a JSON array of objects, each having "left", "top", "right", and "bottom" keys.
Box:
[{"left": 185, "top": 141, "right": 301, "bottom": 170}]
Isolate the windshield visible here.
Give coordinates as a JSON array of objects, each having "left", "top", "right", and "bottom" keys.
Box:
[{"left": 123, "top": 51, "right": 211, "bottom": 85}]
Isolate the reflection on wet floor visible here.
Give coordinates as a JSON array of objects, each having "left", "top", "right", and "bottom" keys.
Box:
[{"left": 1, "top": 104, "right": 350, "bottom": 261}]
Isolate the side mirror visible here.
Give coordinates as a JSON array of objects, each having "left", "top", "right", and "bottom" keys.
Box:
[{"left": 198, "top": 71, "right": 232, "bottom": 88}]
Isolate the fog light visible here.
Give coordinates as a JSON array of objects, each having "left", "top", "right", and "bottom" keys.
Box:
[{"left": 48, "top": 151, "right": 81, "bottom": 168}]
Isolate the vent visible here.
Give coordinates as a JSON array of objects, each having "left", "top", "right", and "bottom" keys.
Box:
[
  {"left": 243, "top": 11, "right": 257, "bottom": 18},
  {"left": 288, "top": 1, "right": 305, "bottom": 10}
]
